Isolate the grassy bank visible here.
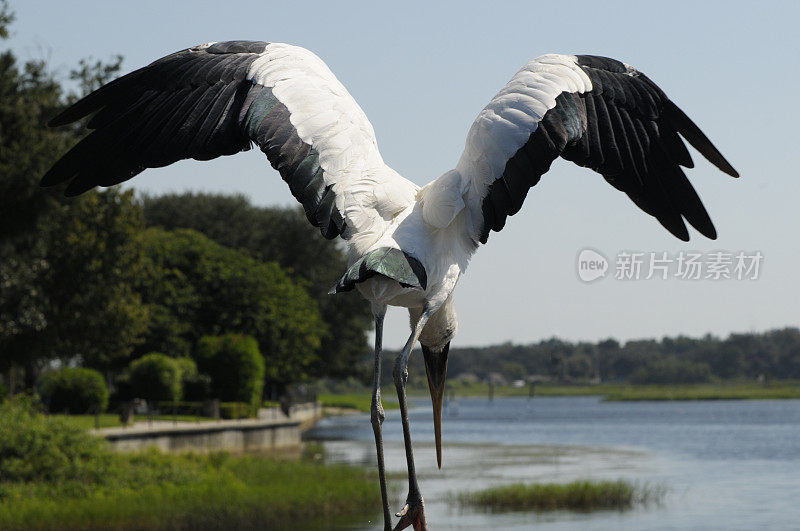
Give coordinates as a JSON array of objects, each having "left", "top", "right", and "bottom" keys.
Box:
[
  {"left": 601, "top": 383, "right": 800, "bottom": 401},
  {"left": 319, "top": 393, "right": 399, "bottom": 413},
  {"left": 0, "top": 452, "right": 381, "bottom": 530},
  {"left": 438, "top": 381, "right": 800, "bottom": 401},
  {"left": 0, "top": 399, "right": 382, "bottom": 530},
  {"left": 455, "top": 479, "right": 663, "bottom": 512}
]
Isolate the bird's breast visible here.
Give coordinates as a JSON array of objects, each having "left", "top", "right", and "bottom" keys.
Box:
[{"left": 347, "top": 200, "right": 468, "bottom": 308}]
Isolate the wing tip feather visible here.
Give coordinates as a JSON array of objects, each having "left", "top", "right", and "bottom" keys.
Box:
[{"left": 664, "top": 99, "right": 739, "bottom": 178}]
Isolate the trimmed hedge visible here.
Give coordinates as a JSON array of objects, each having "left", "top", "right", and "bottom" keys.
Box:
[
  {"left": 39, "top": 368, "right": 109, "bottom": 414},
  {"left": 129, "top": 353, "right": 182, "bottom": 403},
  {"left": 196, "top": 334, "right": 264, "bottom": 412},
  {"left": 174, "top": 357, "right": 197, "bottom": 380}
]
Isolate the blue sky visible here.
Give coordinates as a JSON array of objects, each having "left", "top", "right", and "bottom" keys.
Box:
[{"left": 9, "top": 1, "right": 800, "bottom": 348}]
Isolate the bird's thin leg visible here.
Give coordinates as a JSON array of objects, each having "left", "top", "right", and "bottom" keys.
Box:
[
  {"left": 369, "top": 305, "right": 392, "bottom": 531},
  {"left": 392, "top": 311, "right": 431, "bottom": 531}
]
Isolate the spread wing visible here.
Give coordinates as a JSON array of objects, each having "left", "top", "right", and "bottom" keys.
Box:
[
  {"left": 439, "top": 54, "right": 738, "bottom": 244},
  {"left": 43, "top": 41, "right": 417, "bottom": 246}
]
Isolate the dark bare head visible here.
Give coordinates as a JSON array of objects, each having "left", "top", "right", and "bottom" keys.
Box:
[{"left": 414, "top": 299, "right": 457, "bottom": 469}]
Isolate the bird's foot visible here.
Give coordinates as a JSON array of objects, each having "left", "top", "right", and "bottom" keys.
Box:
[{"left": 393, "top": 494, "right": 427, "bottom": 531}]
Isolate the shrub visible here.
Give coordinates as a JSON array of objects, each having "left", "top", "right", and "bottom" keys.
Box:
[
  {"left": 196, "top": 334, "right": 264, "bottom": 411},
  {"left": 112, "top": 372, "right": 133, "bottom": 402},
  {"left": 129, "top": 353, "right": 182, "bottom": 403},
  {"left": 174, "top": 357, "right": 197, "bottom": 380},
  {"left": 219, "top": 402, "right": 253, "bottom": 419},
  {"left": 182, "top": 373, "right": 212, "bottom": 401},
  {"left": 0, "top": 396, "right": 111, "bottom": 484},
  {"left": 39, "top": 368, "right": 109, "bottom": 414},
  {"left": 173, "top": 356, "right": 209, "bottom": 400}
]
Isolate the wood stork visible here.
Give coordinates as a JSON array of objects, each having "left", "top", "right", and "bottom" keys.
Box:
[{"left": 42, "top": 41, "right": 738, "bottom": 530}]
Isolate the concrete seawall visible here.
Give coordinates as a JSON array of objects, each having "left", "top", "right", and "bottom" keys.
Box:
[{"left": 94, "top": 403, "right": 322, "bottom": 453}]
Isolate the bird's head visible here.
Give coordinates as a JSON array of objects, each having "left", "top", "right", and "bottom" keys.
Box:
[
  {"left": 421, "top": 340, "right": 450, "bottom": 470},
  {"left": 418, "top": 301, "right": 457, "bottom": 469}
]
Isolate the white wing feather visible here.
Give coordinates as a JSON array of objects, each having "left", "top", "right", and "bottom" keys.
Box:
[
  {"left": 250, "top": 44, "right": 418, "bottom": 253},
  {"left": 422, "top": 54, "right": 592, "bottom": 241}
]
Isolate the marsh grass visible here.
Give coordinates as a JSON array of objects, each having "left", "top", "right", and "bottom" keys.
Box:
[
  {"left": 601, "top": 383, "right": 800, "bottom": 401},
  {"left": 0, "top": 399, "right": 381, "bottom": 530},
  {"left": 0, "top": 449, "right": 382, "bottom": 530},
  {"left": 301, "top": 441, "right": 326, "bottom": 461},
  {"left": 454, "top": 480, "right": 664, "bottom": 513},
  {"left": 0, "top": 452, "right": 382, "bottom": 530}
]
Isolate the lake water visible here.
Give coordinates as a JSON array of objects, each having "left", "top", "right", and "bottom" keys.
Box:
[{"left": 305, "top": 396, "right": 800, "bottom": 530}]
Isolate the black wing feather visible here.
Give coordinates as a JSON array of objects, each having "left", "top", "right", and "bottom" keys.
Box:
[
  {"left": 42, "top": 40, "right": 347, "bottom": 239},
  {"left": 663, "top": 99, "right": 739, "bottom": 177},
  {"left": 480, "top": 55, "right": 737, "bottom": 243}
]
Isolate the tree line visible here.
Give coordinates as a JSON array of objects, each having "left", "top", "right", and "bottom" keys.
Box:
[
  {"left": 387, "top": 328, "right": 800, "bottom": 387},
  {"left": 0, "top": 2, "right": 373, "bottom": 406}
]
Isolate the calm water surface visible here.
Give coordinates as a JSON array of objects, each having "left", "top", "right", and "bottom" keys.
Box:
[{"left": 306, "top": 396, "right": 800, "bottom": 530}]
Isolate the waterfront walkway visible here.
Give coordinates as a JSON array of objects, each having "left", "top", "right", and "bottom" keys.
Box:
[{"left": 93, "top": 403, "right": 322, "bottom": 452}]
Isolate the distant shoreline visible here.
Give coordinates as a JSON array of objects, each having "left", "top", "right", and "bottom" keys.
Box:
[{"left": 411, "top": 381, "right": 800, "bottom": 402}]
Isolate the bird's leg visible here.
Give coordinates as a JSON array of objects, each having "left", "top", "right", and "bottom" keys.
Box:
[
  {"left": 369, "top": 305, "right": 392, "bottom": 531},
  {"left": 392, "top": 311, "right": 430, "bottom": 531}
]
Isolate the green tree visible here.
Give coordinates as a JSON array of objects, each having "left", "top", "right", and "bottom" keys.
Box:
[
  {"left": 42, "top": 190, "right": 148, "bottom": 374},
  {"left": 141, "top": 193, "right": 373, "bottom": 379},
  {"left": 196, "top": 334, "right": 265, "bottom": 409},
  {"left": 39, "top": 367, "right": 109, "bottom": 414},
  {"left": 129, "top": 353, "right": 182, "bottom": 403},
  {"left": 499, "top": 361, "right": 526, "bottom": 381},
  {"left": 135, "top": 227, "right": 323, "bottom": 386},
  {"left": 0, "top": 4, "right": 143, "bottom": 389},
  {"left": 629, "top": 357, "right": 712, "bottom": 385},
  {"left": 0, "top": 4, "right": 70, "bottom": 387},
  {"left": 564, "top": 353, "right": 594, "bottom": 380},
  {"left": 768, "top": 328, "right": 800, "bottom": 378},
  {"left": 1, "top": 190, "right": 148, "bottom": 384}
]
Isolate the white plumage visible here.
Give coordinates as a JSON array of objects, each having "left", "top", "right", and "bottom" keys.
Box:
[
  {"left": 248, "top": 43, "right": 418, "bottom": 253},
  {"left": 43, "top": 41, "right": 738, "bottom": 531}
]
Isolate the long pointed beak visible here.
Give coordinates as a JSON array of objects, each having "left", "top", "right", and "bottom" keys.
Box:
[{"left": 422, "top": 342, "right": 449, "bottom": 469}]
